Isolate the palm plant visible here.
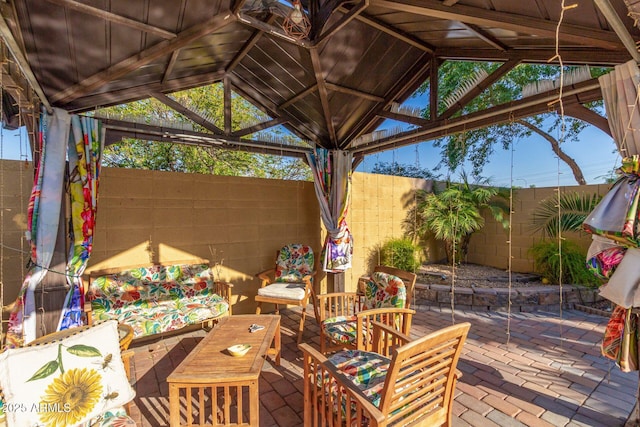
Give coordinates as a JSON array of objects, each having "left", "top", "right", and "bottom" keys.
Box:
[
  {"left": 408, "top": 174, "right": 509, "bottom": 263},
  {"left": 530, "top": 192, "right": 601, "bottom": 237}
]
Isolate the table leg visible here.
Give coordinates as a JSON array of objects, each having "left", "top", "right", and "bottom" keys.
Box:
[
  {"left": 274, "top": 319, "right": 281, "bottom": 366},
  {"left": 169, "top": 383, "right": 180, "bottom": 427},
  {"left": 249, "top": 380, "right": 259, "bottom": 426}
]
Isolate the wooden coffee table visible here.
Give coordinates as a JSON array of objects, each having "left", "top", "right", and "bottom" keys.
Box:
[{"left": 167, "top": 314, "right": 281, "bottom": 426}]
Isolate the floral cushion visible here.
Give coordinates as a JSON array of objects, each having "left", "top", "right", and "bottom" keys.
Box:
[
  {"left": 274, "top": 244, "right": 314, "bottom": 283},
  {"left": 0, "top": 321, "right": 135, "bottom": 427},
  {"left": 362, "top": 271, "right": 406, "bottom": 310},
  {"left": 328, "top": 350, "right": 390, "bottom": 407},
  {"left": 88, "top": 264, "right": 229, "bottom": 338},
  {"left": 322, "top": 316, "right": 358, "bottom": 345}
]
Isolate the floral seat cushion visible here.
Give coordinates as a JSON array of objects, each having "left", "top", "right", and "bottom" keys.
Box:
[
  {"left": 274, "top": 244, "right": 314, "bottom": 283},
  {"left": 88, "top": 263, "right": 229, "bottom": 338},
  {"left": 328, "top": 350, "right": 390, "bottom": 408},
  {"left": 322, "top": 315, "right": 358, "bottom": 345}
]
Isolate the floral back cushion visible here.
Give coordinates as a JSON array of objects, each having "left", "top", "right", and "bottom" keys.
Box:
[
  {"left": 0, "top": 320, "right": 135, "bottom": 427},
  {"left": 274, "top": 244, "right": 314, "bottom": 283},
  {"left": 89, "top": 263, "right": 212, "bottom": 306},
  {"left": 362, "top": 271, "right": 406, "bottom": 310}
]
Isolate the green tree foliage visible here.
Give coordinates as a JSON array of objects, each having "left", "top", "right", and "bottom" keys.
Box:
[
  {"left": 99, "top": 84, "right": 311, "bottom": 180},
  {"left": 408, "top": 174, "right": 509, "bottom": 263},
  {"left": 416, "top": 62, "right": 610, "bottom": 184},
  {"left": 371, "top": 161, "right": 439, "bottom": 180},
  {"left": 530, "top": 192, "right": 602, "bottom": 237}
]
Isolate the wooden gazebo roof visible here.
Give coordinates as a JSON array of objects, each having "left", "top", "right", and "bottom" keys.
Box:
[{"left": 1, "top": 0, "right": 639, "bottom": 158}]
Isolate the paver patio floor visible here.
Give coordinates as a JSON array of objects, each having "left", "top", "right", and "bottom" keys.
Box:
[{"left": 125, "top": 305, "right": 638, "bottom": 427}]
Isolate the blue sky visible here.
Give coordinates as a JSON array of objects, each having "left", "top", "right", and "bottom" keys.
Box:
[{"left": 0, "top": 102, "right": 621, "bottom": 188}]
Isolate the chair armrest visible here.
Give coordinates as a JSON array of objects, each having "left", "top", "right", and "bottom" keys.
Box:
[
  {"left": 213, "top": 281, "right": 234, "bottom": 315},
  {"left": 256, "top": 268, "right": 276, "bottom": 287},
  {"left": 299, "top": 343, "right": 385, "bottom": 426},
  {"left": 455, "top": 369, "right": 462, "bottom": 380}
]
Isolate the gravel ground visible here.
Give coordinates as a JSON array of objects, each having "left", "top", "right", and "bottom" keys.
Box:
[{"left": 418, "top": 263, "right": 545, "bottom": 288}]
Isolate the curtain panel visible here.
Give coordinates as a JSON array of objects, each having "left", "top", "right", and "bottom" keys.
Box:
[
  {"left": 57, "top": 116, "right": 104, "bottom": 331},
  {"left": 306, "top": 148, "right": 354, "bottom": 273},
  {"left": 6, "top": 108, "right": 70, "bottom": 346}
]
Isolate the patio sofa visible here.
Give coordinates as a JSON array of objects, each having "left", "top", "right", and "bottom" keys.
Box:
[{"left": 83, "top": 260, "right": 232, "bottom": 339}]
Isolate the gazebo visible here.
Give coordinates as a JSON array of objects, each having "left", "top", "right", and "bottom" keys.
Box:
[{"left": 1, "top": 0, "right": 639, "bottom": 340}]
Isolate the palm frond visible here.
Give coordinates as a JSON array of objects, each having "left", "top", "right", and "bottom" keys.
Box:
[{"left": 530, "top": 192, "right": 601, "bottom": 237}]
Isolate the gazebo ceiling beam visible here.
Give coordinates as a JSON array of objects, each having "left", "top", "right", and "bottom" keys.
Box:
[
  {"left": 236, "top": 13, "right": 311, "bottom": 48},
  {"left": 371, "top": 0, "right": 624, "bottom": 50},
  {"left": 44, "top": 0, "right": 176, "bottom": 40},
  {"left": 594, "top": 0, "right": 640, "bottom": 62},
  {"left": 341, "top": 52, "right": 432, "bottom": 148},
  {"left": 226, "top": 15, "right": 276, "bottom": 73},
  {"left": 279, "top": 84, "right": 318, "bottom": 109},
  {"left": 346, "top": 9, "right": 435, "bottom": 53},
  {"left": 461, "top": 23, "right": 508, "bottom": 51},
  {"left": 435, "top": 47, "right": 632, "bottom": 65},
  {"left": 50, "top": 13, "right": 237, "bottom": 105},
  {"left": 315, "top": 0, "right": 369, "bottom": 44},
  {"left": 162, "top": 50, "right": 180, "bottom": 84},
  {"left": 67, "top": 70, "right": 226, "bottom": 113},
  {"left": 439, "top": 58, "right": 520, "bottom": 120},
  {"left": 152, "top": 91, "right": 225, "bottom": 135},
  {"left": 353, "top": 79, "right": 602, "bottom": 154},
  {"left": 229, "top": 73, "right": 320, "bottom": 144},
  {"left": 310, "top": 47, "right": 337, "bottom": 146},
  {"left": 325, "top": 83, "right": 384, "bottom": 102},
  {"left": 231, "top": 117, "right": 286, "bottom": 137},
  {"left": 101, "top": 118, "right": 310, "bottom": 159}
]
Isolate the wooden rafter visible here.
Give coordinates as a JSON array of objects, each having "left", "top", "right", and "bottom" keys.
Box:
[
  {"left": 226, "top": 15, "right": 276, "bottom": 73},
  {"left": 101, "top": 118, "right": 310, "bottom": 158},
  {"left": 440, "top": 58, "right": 520, "bottom": 120},
  {"left": 51, "top": 13, "right": 236, "bottom": 105},
  {"left": 325, "top": 83, "right": 384, "bottom": 102},
  {"left": 152, "top": 91, "right": 224, "bottom": 135},
  {"left": 162, "top": 50, "right": 180, "bottom": 84},
  {"left": 229, "top": 73, "right": 320, "bottom": 144},
  {"left": 429, "top": 56, "right": 438, "bottom": 121},
  {"left": 435, "top": 47, "right": 632, "bottom": 66},
  {"left": 279, "top": 84, "right": 318, "bottom": 109},
  {"left": 378, "top": 110, "right": 430, "bottom": 126},
  {"left": 44, "top": 0, "right": 176, "bottom": 40},
  {"left": 353, "top": 79, "right": 602, "bottom": 154},
  {"left": 315, "top": 0, "right": 369, "bottom": 44},
  {"left": 310, "top": 47, "right": 337, "bottom": 146},
  {"left": 232, "top": 117, "right": 286, "bottom": 137},
  {"left": 371, "top": 0, "right": 624, "bottom": 50},
  {"left": 68, "top": 70, "right": 226, "bottom": 113},
  {"left": 462, "top": 23, "right": 508, "bottom": 51},
  {"left": 0, "top": 14, "right": 51, "bottom": 111},
  {"left": 347, "top": 9, "right": 435, "bottom": 53},
  {"left": 341, "top": 53, "right": 432, "bottom": 148}
]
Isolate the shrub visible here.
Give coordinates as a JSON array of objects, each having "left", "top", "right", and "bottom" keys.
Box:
[
  {"left": 380, "top": 238, "right": 421, "bottom": 272},
  {"left": 528, "top": 240, "right": 602, "bottom": 287}
]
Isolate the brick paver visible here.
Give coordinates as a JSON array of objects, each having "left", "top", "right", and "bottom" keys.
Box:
[{"left": 125, "top": 306, "right": 638, "bottom": 426}]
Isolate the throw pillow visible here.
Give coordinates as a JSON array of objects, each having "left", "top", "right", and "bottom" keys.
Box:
[{"left": 0, "top": 320, "right": 135, "bottom": 427}]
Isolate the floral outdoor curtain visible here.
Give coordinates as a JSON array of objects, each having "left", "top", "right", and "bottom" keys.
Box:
[
  {"left": 306, "top": 148, "right": 353, "bottom": 273},
  {"left": 591, "top": 61, "right": 640, "bottom": 371},
  {"left": 57, "top": 115, "right": 103, "bottom": 331},
  {"left": 6, "top": 108, "right": 70, "bottom": 347}
]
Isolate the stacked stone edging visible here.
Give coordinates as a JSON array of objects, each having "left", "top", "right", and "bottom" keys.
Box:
[{"left": 414, "top": 282, "right": 607, "bottom": 313}]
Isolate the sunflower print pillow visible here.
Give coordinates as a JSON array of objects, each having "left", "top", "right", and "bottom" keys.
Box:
[{"left": 0, "top": 320, "right": 135, "bottom": 427}]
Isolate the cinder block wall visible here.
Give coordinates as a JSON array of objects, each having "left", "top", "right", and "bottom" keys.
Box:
[
  {"left": 0, "top": 159, "right": 612, "bottom": 316},
  {"left": 466, "top": 184, "right": 612, "bottom": 272},
  {"left": 0, "top": 160, "right": 33, "bottom": 305}
]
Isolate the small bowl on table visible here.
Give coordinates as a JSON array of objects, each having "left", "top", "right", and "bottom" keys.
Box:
[{"left": 227, "top": 344, "right": 252, "bottom": 357}]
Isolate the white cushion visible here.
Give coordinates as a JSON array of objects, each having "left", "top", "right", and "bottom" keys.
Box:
[
  {"left": 257, "top": 282, "right": 306, "bottom": 300},
  {"left": 0, "top": 320, "right": 135, "bottom": 427}
]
